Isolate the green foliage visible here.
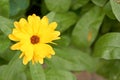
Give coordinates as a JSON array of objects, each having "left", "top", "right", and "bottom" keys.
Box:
[
  {"left": 71, "top": 0, "right": 89, "bottom": 10},
  {"left": 72, "top": 6, "right": 105, "bottom": 50},
  {"left": 45, "top": 69, "right": 76, "bottom": 80},
  {"left": 45, "top": 0, "right": 71, "bottom": 12},
  {"left": 94, "top": 33, "right": 120, "bottom": 59},
  {"left": 47, "top": 47, "right": 97, "bottom": 71},
  {"left": 9, "top": 0, "right": 30, "bottom": 19},
  {"left": 91, "top": 0, "right": 108, "bottom": 7},
  {"left": 30, "top": 63, "right": 46, "bottom": 80},
  {"left": 0, "top": 0, "right": 9, "bottom": 17},
  {"left": 110, "top": 0, "right": 120, "bottom": 22},
  {"left": 0, "top": 0, "right": 120, "bottom": 80}
]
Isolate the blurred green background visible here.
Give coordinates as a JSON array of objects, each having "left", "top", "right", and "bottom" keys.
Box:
[{"left": 0, "top": 0, "right": 120, "bottom": 80}]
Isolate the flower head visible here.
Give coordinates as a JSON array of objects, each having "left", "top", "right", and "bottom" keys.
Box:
[{"left": 9, "top": 14, "right": 60, "bottom": 65}]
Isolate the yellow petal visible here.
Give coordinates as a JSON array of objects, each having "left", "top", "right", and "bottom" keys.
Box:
[
  {"left": 21, "top": 43, "right": 34, "bottom": 62},
  {"left": 8, "top": 34, "right": 19, "bottom": 41},
  {"left": 28, "top": 14, "right": 41, "bottom": 34},
  {"left": 39, "top": 59, "right": 43, "bottom": 64},
  {"left": 11, "top": 42, "right": 21, "bottom": 50},
  {"left": 52, "top": 31, "right": 60, "bottom": 40},
  {"left": 23, "top": 56, "right": 29, "bottom": 65},
  {"left": 35, "top": 44, "right": 55, "bottom": 56},
  {"left": 40, "top": 16, "right": 48, "bottom": 28},
  {"left": 19, "top": 52, "right": 24, "bottom": 58},
  {"left": 49, "top": 22, "right": 57, "bottom": 30}
]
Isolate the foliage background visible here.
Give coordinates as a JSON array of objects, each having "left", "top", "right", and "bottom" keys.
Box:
[{"left": 0, "top": 0, "right": 120, "bottom": 80}]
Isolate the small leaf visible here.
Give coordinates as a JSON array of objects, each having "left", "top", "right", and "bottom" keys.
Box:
[
  {"left": 45, "top": 68, "right": 76, "bottom": 80},
  {"left": 110, "top": 0, "right": 120, "bottom": 22},
  {"left": 30, "top": 63, "right": 46, "bottom": 80},
  {"left": 0, "top": 0, "right": 9, "bottom": 17},
  {"left": 45, "top": 0, "right": 71, "bottom": 12},
  {"left": 94, "top": 33, "right": 120, "bottom": 59},
  {"left": 92, "top": 0, "right": 108, "bottom": 7},
  {"left": 72, "top": 6, "right": 105, "bottom": 50}
]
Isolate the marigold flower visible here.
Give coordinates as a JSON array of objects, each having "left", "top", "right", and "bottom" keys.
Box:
[{"left": 8, "top": 14, "right": 60, "bottom": 65}]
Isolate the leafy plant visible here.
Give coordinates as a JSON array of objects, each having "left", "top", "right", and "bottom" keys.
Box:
[{"left": 0, "top": 0, "right": 120, "bottom": 80}]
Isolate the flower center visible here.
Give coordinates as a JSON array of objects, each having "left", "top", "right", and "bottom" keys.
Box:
[{"left": 31, "top": 35, "right": 40, "bottom": 44}]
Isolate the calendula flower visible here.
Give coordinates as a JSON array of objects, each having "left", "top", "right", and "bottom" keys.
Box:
[{"left": 8, "top": 14, "right": 60, "bottom": 65}]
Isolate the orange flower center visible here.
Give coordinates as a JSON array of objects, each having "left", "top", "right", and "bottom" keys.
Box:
[{"left": 31, "top": 35, "right": 40, "bottom": 44}]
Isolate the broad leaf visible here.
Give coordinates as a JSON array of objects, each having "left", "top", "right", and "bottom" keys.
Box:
[
  {"left": 94, "top": 33, "right": 120, "bottom": 59},
  {"left": 0, "top": 0, "right": 9, "bottom": 17},
  {"left": 47, "top": 47, "right": 97, "bottom": 72},
  {"left": 110, "top": 0, "right": 120, "bottom": 22},
  {"left": 72, "top": 6, "right": 105, "bottom": 50},
  {"left": 97, "top": 59, "right": 120, "bottom": 80},
  {"left": 92, "top": 0, "right": 108, "bottom": 7},
  {"left": 47, "top": 11, "right": 77, "bottom": 32},
  {"left": 71, "top": 0, "right": 89, "bottom": 10},
  {"left": 0, "top": 34, "right": 10, "bottom": 53},
  {"left": 103, "top": 1, "right": 116, "bottom": 19},
  {"left": 30, "top": 63, "right": 46, "bottom": 80},
  {"left": 54, "top": 12, "right": 77, "bottom": 32},
  {"left": 0, "top": 16, "right": 13, "bottom": 35},
  {"left": 45, "top": 0, "right": 71, "bottom": 12},
  {"left": 9, "top": 0, "right": 30, "bottom": 19},
  {"left": 45, "top": 68, "right": 76, "bottom": 80},
  {"left": 2, "top": 53, "right": 25, "bottom": 80}
]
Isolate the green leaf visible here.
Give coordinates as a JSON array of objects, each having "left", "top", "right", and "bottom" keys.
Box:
[
  {"left": 54, "top": 12, "right": 77, "bottom": 32},
  {"left": 92, "top": 0, "right": 108, "bottom": 7},
  {"left": 94, "top": 33, "right": 120, "bottom": 59},
  {"left": 9, "top": 0, "right": 30, "bottom": 19},
  {"left": 97, "top": 60, "right": 120, "bottom": 80},
  {"left": 0, "top": 16, "right": 13, "bottom": 35},
  {"left": 0, "top": 65, "right": 7, "bottom": 79},
  {"left": 45, "top": 0, "right": 71, "bottom": 12},
  {"left": 110, "top": 0, "right": 120, "bottom": 22},
  {"left": 0, "top": 0, "right": 9, "bottom": 17},
  {"left": 55, "top": 35, "right": 71, "bottom": 47},
  {"left": 45, "top": 68, "right": 76, "bottom": 80},
  {"left": 0, "top": 47, "right": 15, "bottom": 61},
  {"left": 15, "top": 72, "right": 27, "bottom": 80},
  {"left": 47, "top": 11, "right": 77, "bottom": 32},
  {"left": 103, "top": 2, "right": 116, "bottom": 19},
  {"left": 47, "top": 47, "right": 97, "bottom": 72},
  {"left": 30, "top": 63, "right": 46, "bottom": 80},
  {"left": 0, "top": 34, "right": 10, "bottom": 53},
  {"left": 72, "top": 6, "right": 105, "bottom": 50},
  {"left": 71, "top": 0, "right": 89, "bottom": 10},
  {"left": 2, "top": 53, "right": 25, "bottom": 80},
  {"left": 100, "top": 17, "right": 113, "bottom": 34},
  {"left": 104, "top": 1, "right": 116, "bottom": 19},
  {"left": 46, "top": 12, "right": 56, "bottom": 23}
]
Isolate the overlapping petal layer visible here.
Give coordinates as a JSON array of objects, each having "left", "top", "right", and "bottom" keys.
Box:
[{"left": 8, "top": 14, "right": 60, "bottom": 65}]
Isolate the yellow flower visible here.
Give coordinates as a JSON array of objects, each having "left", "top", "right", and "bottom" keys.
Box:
[{"left": 8, "top": 14, "right": 60, "bottom": 65}]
